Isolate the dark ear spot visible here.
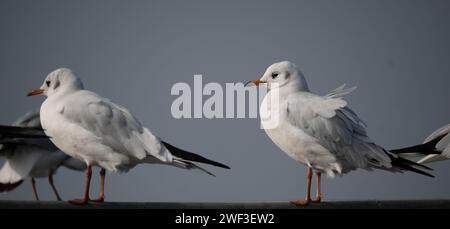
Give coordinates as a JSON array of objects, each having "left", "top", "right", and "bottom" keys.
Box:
[
  {"left": 285, "top": 71, "right": 290, "bottom": 79},
  {"left": 54, "top": 79, "right": 60, "bottom": 89}
]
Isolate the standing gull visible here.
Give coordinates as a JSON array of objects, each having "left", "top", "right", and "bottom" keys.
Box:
[
  {"left": 392, "top": 124, "right": 450, "bottom": 164},
  {"left": 246, "top": 61, "right": 432, "bottom": 206},
  {"left": 0, "top": 110, "right": 86, "bottom": 200},
  {"left": 28, "top": 68, "right": 230, "bottom": 205}
]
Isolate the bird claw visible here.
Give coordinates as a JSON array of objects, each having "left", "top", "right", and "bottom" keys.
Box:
[
  {"left": 290, "top": 198, "right": 312, "bottom": 206},
  {"left": 90, "top": 197, "right": 105, "bottom": 203},
  {"left": 311, "top": 197, "right": 321, "bottom": 203},
  {"left": 68, "top": 198, "right": 89, "bottom": 205}
]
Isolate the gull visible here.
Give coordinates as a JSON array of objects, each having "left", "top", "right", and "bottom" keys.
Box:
[
  {"left": 392, "top": 124, "right": 449, "bottom": 164},
  {"left": 246, "top": 61, "right": 433, "bottom": 206},
  {"left": 28, "top": 68, "right": 230, "bottom": 205},
  {"left": 0, "top": 110, "right": 86, "bottom": 200}
]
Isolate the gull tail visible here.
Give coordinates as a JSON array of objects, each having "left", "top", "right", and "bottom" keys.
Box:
[
  {"left": 0, "top": 159, "right": 26, "bottom": 192},
  {"left": 390, "top": 134, "right": 446, "bottom": 156},
  {"left": 0, "top": 180, "right": 24, "bottom": 192},
  {"left": 162, "top": 141, "right": 230, "bottom": 170}
]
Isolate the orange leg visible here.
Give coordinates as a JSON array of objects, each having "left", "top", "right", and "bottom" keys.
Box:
[
  {"left": 31, "top": 177, "right": 39, "bottom": 201},
  {"left": 91, "top": 168, "right": 106, "bottom": 203},
  {"left": 290, "top": 167, "right": 312, "bottom": 206},
  {"left": 312, "top": 172, "right": 322, "bottom": 203},
  {"left": 69, "top": 165, "right": 92, "bottom": 205}
]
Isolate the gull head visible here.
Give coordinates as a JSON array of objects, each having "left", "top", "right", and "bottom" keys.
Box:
[
  {"left": 246, "top": 61, "right": 309, "bottom": 92},
  {"left": 28, "top": 68, "right": 84, "bottom": 97}
]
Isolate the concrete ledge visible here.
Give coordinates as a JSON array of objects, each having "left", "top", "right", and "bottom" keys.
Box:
[{"left": 1, "top": 200, "right": 450, "bottom": 209}]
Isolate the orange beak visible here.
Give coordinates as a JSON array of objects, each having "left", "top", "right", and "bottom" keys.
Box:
[
  {"left": 244, "top": 79, "right": 266, "bottom": 87},
  {"left": 27, "top": 89, "right": 45, "bottom": 96}
]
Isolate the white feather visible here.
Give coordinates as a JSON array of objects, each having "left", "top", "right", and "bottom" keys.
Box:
[{"left": 417, "top": 124, "right": 450, "bottom": 164}]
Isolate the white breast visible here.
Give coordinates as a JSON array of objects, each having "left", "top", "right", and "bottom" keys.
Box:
[
  {"left": 41, "top": 99, "right": 72, "bottom": 153},
  {"left": 260, "top": 90, "right": 313, "bottom": 165}
]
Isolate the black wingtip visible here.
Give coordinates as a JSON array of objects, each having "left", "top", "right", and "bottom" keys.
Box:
[
  {"left": 0, "top": 125, "right": 47, "bottom": 139},
  {"left": 391, "top": 133, "right": 447, "bottom": 156},
  {"left": 202, "top": 168, "right": 216, "bottom": 177},
  {"left": 389, "top": 155, "right": 434, "bottom": 178},
  {"left": 162, "top": 141, "right": 230, "bottom": 169},
  {"left": 403, "top": 164, "right": 434, "bottom": 178},
  {"left": 397, "top": 155, "right": 433, "bottom": 171}
]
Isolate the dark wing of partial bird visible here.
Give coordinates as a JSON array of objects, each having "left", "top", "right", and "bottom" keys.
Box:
[{"left": 0, "top": 125, "right": 48, "bottom": 139}]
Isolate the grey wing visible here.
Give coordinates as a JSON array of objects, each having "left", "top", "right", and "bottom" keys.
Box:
[
  {"left": 1, "top": 110, "right": 56, "bottom": 155},
  {"left": 286, "top": 93, "right": 392, "bottom": 170},
  {"left": 424, "top": 124, "right": 450, "bottom": 143},
  {"left": 440, "top": 134, "right": 450, "bottom": 156},
  {"left": 0, "top": 110, "right": 42, "bottom": 142},
  {"left": 61, "top": 91, "right": 172, "bottom": 163},
  {"left": 417, "top": 124, "right": 450, "bottom": 163},
  {"left": 417, "top": 154, "right": 448, "bottom": 164},
  {"left": 13, "top": 109, "right": 41, "bottom": 128},
  {"left": 424, "top": 124, "right": 450, "bottom": 155}
]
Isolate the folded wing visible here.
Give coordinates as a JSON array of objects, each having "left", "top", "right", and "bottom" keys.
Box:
[{"left": 60, "top": 91, "right": 173, "bottom": 163}]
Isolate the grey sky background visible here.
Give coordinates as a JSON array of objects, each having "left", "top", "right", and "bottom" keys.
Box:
[{"left": 1, "top": 0, "right": 449, "bottom": 202}]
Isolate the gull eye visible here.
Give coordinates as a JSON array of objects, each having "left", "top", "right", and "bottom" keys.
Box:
[
  {"left": 271, "top": 72, "right": 279, "bottom": 79},
  {"left": 46, "top": 81, "right": 51, "bottom": 87}
]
